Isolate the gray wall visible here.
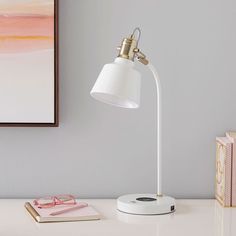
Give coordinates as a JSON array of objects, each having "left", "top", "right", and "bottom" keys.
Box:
[{"left": 1, "top": 0, "right": 236, "bottom": 198}]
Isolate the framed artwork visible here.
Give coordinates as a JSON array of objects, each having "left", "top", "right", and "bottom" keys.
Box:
[{"left": 0, "top": 0, "right": 58, "bottom": 126}]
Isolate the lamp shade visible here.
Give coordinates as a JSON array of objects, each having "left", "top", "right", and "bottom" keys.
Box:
[{"left": 90, "top": 58, "right": 141, "bottom": 108}]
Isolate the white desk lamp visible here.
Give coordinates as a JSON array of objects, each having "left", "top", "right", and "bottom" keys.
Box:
[{"left": 90, "top": 28, "right": 176, "bottom": 215}]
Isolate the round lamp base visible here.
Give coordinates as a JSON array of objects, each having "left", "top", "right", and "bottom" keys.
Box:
[{"left": 117, "top": 194, "right": 176, "bottom": 215}]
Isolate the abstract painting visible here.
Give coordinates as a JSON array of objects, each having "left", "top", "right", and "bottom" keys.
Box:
[{"left": 0, "top": 0, "right": 58, "bottom": 126}]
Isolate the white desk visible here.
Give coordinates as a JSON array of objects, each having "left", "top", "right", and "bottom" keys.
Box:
[{"left": 0, "top": 199, "right": 235, "bottom": 236}]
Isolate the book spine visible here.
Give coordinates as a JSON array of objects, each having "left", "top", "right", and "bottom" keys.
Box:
[
  {"left": 24, "top": 202, "right": 40, "bottom": 222},
  {"left": 231, "top": 138, "right": 236, "bottom": 206},
  {"left": 215, "top": 138, "right": 232, "bottom": 207},
  {"left": 225, "top": 142, "right": 232, "bottom": 206},
  {"left": 225, "top": 133, "right": 236, "bottom": 206}
]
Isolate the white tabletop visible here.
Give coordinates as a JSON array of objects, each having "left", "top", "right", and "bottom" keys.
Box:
[{"left": 0, "top": 199, "right": 235, "bottom": 236}]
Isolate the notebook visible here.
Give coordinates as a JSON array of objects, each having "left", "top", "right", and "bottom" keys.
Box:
[{"left": 25, "top": 202, "right": 101, "bottom": 223}]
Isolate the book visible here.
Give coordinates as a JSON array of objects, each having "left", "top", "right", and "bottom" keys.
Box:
[
  {"left": 25, "top": 202, "right": 101, "bottom": 223},
  {"left": 226, "top": 132, "right": 236, "bottom": 206},
  {"left": 215, "top": 137, "right": 233, "bottom": 207}
]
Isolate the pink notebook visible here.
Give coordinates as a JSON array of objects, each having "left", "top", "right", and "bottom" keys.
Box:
[{"left": 25, "top": 202, "right": 101, "bottom": 223}]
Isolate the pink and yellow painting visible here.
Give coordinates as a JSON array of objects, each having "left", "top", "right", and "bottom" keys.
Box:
[{"left": 0, "top": 0, "right": 57, "bottom": 124}]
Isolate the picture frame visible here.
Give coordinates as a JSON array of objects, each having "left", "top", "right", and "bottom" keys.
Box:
[{"left": 0, "top": 0, "right": 59, "bottom": 127}]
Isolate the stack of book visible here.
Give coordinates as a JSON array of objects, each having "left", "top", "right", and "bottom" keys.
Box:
[{"left": 216, "top": 132, "right": 236, "bottom": 207}]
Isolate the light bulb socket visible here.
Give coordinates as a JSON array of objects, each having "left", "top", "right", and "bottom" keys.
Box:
[{"left": 117, "top": 37, "right": 137, "bottom": 61}]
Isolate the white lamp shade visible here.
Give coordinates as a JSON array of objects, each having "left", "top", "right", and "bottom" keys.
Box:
[{"left": 90, "top": 58, "right": 141, "bottom": 108}]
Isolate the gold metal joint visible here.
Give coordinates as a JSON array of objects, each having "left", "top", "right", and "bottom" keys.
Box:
[
  {"left": 135, "top": 50, "right": 149, "bottom": 65},
  {"left": 156, "top": 194, "right": 163, "bottom": 197},
  {"left": 136, "top": 56, "right": 149, "bottom": 65}
]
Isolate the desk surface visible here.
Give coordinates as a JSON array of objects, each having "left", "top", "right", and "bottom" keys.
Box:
[{"left": 0, "top": 199, "right": 235, "bottom": 236}]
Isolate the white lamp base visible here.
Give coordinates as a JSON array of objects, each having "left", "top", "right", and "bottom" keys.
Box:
[{"left": 117, "top": 194, "right": 176, "bottom": 215}]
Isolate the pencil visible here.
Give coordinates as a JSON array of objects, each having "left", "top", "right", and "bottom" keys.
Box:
[{"left": 50, "top": 203, "right": 88, "bottom": 216}]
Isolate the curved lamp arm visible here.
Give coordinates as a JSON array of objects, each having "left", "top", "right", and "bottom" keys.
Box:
[
  {"left": 147, "top": 63, "right": 162, "bottom": 196},
  {"left": 132, "top": 29, "right": 162, "bottom": 196}
]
